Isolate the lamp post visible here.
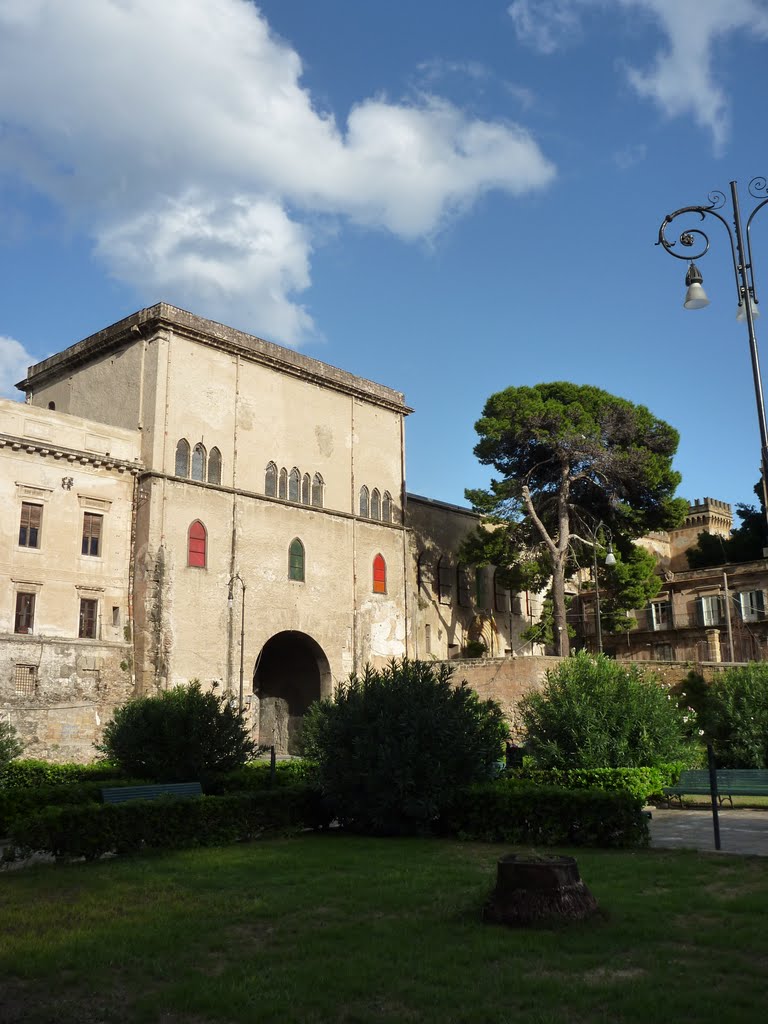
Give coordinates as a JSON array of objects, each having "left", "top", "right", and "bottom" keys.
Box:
[
  {"left": 589, "top": 523, "right": 616, "bottom": 655},
  {"left": 657, "top": 177, "right": 768, "bottom": 531},
  {"left": 227, "top": 572, "right": 246, "bottom": 711}
]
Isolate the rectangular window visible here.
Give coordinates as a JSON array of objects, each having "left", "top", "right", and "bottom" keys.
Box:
[
  {"left": 437, "top": 563, "right": 452, "bottom": 605},
  {"left": 700, "top": 594, "right": 725, "bottom": 627},
  {"left": 15, "top": 593, "right": 35, "bottom": 634},
  {"left": 425, "top": 623, "right": 432, "bottom": 656},
  {"left": 654, "top": 643, "right": 674, "bottom": 662},
  {"left": 15, "top": 664, "right": 37, "bottom": 696},
  {"left": 79, "top": 598, "right": 98, "bottom": 639},
  {"left": 494, "top": 577, "right": 510, "bottom": 613},
  {"left": 112, "top": 606, "right": 120, "bottom": 627},
  {"left": 19, "top": 502, "right": 42, "bottom": 548},
  {"left": 81, "top": 513, "right": 103, "bottom": 557},
  {"left": 650, "top": 600, "right": 672, "bottom": 630},
  {"left": 736, "top": 590, "right": 765, "bottom": 623},
  {"left": 476, "top": 569, "right": 488, "bottom": 609},
  {"left": 458, "top": 569, "right": 471, "bottom": 607}
]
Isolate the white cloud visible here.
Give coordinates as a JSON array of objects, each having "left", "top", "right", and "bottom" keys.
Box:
[
  {"left": 96, "top": 193, "right": 314, "bottom": 344},
  {"left": 508, "top": 0, "right": 583, "bottom": 55},
  {"left": 0, "top": 0, "right": 555, "bottom": 345},
  {"left": 619, "top": 0, "right": 768, "bottom": 155},
  {"left": 508, "top": 0, "right": 768, "bottom": 152},
  {"left": 0, "top": 336, "right": 34, "bottom": 397}
]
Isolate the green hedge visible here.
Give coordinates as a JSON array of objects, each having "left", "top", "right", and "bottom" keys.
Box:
[
  {"left": 439, "top": 779, "right": 649, "bottom": 848},
  {"left": 0, "top": 760, "right": 319, "bottom": 835},
  {"left": 0, "top": 778, "right": 156, "bottom": 836},
  {"left": 0, "top": 759, "right": 123, "bottom": 789},
  {"left": 508, "top": 764, "right": 684, "bottom": 802},
  {"left": 205, "top": 759, "right": 316, "bottom": 793},
  {"left": 4, "top": 784, "right": 332, "bottom": 863}
]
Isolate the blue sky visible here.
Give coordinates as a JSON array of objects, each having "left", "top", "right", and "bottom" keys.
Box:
[{"left": 2, "top": 0, "right": 768, "bottom": 519}]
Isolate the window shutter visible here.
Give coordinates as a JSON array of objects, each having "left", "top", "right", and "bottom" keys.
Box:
[
  {"left": 373, "top": 554, "right": 386, "bottom": 593},
  {"left": 188, "top": 521, "right": 207, "bottom": 567}
]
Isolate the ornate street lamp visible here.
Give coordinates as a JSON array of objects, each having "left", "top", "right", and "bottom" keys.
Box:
[
  {"left": 227, "top": 572, "right": 246, "bottom": 711},
  {"left": 588, "top": 523, "right": 615, "bottom": 655},
  {"left": 657, "top": 178, "right": 768, "bottom": 530}
]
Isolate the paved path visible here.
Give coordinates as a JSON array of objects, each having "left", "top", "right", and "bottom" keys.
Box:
[{"left": 648, "top": 807, "right": 768, "bottom": 856}]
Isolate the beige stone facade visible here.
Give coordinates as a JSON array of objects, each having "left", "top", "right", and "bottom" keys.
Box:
[
  {"left": 575, "top": 498, "right": 768, "bottom": 664},
  {"left": 0, "top": 399, "right": 140, "bottom": 761},
  {"left": 3, "top": 304, "right": 529, "bottom": 760}
]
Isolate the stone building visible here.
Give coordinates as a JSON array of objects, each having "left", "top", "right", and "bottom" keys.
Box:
[
  {"left": 575, "top": 498, "right": 768, "bottom": 663},
  {"left": 2, "top": 304, "right": 532, "bottom": 760},
  {"left": 0, "top": 399, "right": 140, "bottom": 760}
]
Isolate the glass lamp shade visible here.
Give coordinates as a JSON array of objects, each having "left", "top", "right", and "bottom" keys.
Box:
[
  {"left": 736, "top": 298, "right": 760, "bottom": 322},
  {"left": 605, "top": 551, "right": 616, "bottom": 567},
  {"left": 684, "top": 283, "right": 710, "bottom": 310}
]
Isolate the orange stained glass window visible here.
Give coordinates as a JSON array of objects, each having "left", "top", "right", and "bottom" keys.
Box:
[{"left": 373, "top": 554, "right": 387, "bottom": 594}]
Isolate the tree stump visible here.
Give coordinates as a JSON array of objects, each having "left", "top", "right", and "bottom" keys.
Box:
[{"left": 483, "top": 854, "right": 599, "bottom": 927}]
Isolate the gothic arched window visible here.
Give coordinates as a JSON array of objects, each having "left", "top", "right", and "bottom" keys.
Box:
[
  {"left": 289, "top": 538, "right": 305, "bottom": 582},
  {"left": 312, "top": 473, "right": 324, "bottom": 508},
  {"left": 188, "top": 520, "right": 207, "bottom": 568},
  {"left": 175, "top": 439, "right": 190, "bottom": 478},
  {"left": 208, "top": 447, "right": 222, "bottom": 485},
  {"left": 191, "top": 443, "right": 206, "bottom": 482},
  {"left": 265, "top": 462, "right": 277, "bottom": 496},
  {"left": 373, "top": 554, "right": 387, "bottom": 594}
]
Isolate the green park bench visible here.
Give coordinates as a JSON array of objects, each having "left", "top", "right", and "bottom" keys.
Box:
[
  {"left": 664, "top": 769, "right": 768, "bottom": 807},
  {"left": 101, "top": 782, "right": 203, "bottom": 804}
]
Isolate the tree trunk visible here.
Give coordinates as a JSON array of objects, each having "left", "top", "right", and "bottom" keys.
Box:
[
  {"left": 484, "top": 854, "right": 599, "bottom": 927},
  {"left": 552, "top": 562, "right": 569, "bottom": 657}
]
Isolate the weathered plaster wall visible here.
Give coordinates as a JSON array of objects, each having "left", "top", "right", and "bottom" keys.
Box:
[{"left": 0, "top": 400, "right": 141, "bottom": 760}]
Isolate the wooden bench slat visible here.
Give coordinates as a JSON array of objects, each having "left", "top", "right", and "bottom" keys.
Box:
[
  {"left": 663, "top": 769, "right": 768, "bottom": 807},
  {"left": 101, "top": 782, "right": 203, "bottom": 804}
]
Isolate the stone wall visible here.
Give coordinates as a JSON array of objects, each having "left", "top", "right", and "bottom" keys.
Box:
[
  {"left": 445, "top": 656, "right": 722, "bottom": 740},
  {"left": 2, "top": 637, "right": 134, "bottom": 762}
]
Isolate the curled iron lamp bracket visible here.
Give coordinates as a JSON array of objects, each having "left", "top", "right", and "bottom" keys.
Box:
[{"left": 656, "top": 181, "right": 768, "bottom": 308}]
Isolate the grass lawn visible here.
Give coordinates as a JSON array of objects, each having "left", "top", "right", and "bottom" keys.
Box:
[{"left": 2, "top": 834, "right": 767, "bottom": 1024}]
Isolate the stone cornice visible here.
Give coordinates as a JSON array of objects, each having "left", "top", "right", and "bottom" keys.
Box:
[
  {"left": 0, "top": 432, "right": 142, "bottom": 476},
  {"left": 18, "top": 303, "right": 413, "bottom": 416}
]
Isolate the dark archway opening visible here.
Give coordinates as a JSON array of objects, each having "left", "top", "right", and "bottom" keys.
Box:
[{"left": 254, "top": 630, "right": 331, "bottom": 754}]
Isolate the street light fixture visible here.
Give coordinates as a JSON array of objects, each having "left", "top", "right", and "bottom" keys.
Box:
[
  {"left": 227, "top": 572, "right": 246, "bottom": 711},
  {"left": 657, "top": 177, "right": 768, "bottom": 529},
  {"left": 587, "top": 522, "right": 615, "bottom": 655}
]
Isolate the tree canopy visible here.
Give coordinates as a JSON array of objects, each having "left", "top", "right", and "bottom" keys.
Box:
[{"left": 464, "top": 382, "right": 687, "bottom": 655}]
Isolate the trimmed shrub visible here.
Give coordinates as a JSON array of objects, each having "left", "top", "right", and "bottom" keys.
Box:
[
  {"left": 99, "top": 681, "right": 256, "bottom": 781},
  {"left": 5, "top": 785, "right": 331, "bottom": 863},
  {"left": 509, "top": 764, "right": 684, "bottom": 802},
  {"left": 519, "top": 652, "right": 697, "bottom": 769},
  {"left": 439, "top": 779, "right": 649, "bottom": 848},
  {"left": 301, "top": 659, "right": 508, "bottom": 835},
  {"left": 0, "top": 759, "right": 123, "bottom": 789},
  {"left": 0, "top": 778, "right": 154, "bottom": 835},
  {"left": 701, "top": 663, "right": 768, "bottom": 767},
  {"left": 206, "top": 758, "right": 316, "bottom": 794}
]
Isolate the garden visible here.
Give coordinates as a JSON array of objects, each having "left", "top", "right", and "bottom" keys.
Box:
[{"left": 2, "top": 656, "right": 768, "bottom": 1022}]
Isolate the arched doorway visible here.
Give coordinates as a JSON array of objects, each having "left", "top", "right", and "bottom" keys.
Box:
[{"left": 254, "top": 631, "right": 331, "bottom": 754}]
